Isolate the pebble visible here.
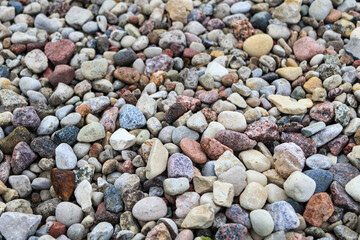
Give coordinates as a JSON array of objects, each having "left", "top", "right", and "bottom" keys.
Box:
[
  {"left": 132, "top": 197, "right": 167, "bottom": 221},
  {"left": 250, "top": 209, "right": 274, "bottom": 237},
  {"left": 243, "top": 34, "right": 273, "bottom": 57},
  {"left": 55, "top": 202, "right": 83, "bottom": 227},
  {"left": 266, "top": 201, "right": 300, "bottom": 231},
  {"left": 55, "top": 143, "right": 77, "bottom": 170},
  {"left": 0, "top": 212, "right": 42, "bottom": 240}
]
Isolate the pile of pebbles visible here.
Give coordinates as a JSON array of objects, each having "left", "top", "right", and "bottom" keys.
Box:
[{"left": 1, "top": 0, "right": 360, "bottom": 239}]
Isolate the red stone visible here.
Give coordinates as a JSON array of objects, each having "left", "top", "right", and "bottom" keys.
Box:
[
  {"left": 89, "top": 143, "right": 103, "bottom": 158},
  {"left": 49, "top": 64, "right": 75, "bottom": 87},
  {"left": 293, "top": 37, "right": 325, "bottom": 61},
  {"left": 200, "top": 138, "right": 233, "bottom": 160},
  {"left": 183, "top": 48, "right": 199, "bottom": 58},
  {"left": 180, "top": 138, "right": 207, "bottom": 164},
  {"left": 176, "top": 95, "right": 201, "bottom": 112},
  {"left": 245, "top": 120, "right": 280, "bottom": 144},
  {"left": 27, "top": 41, "right": 47, "bottom": 52},
  {"left": 328, "top": 135, "right": 349, "bottom": 156},
  {"left": 216, "top": 129, "right": 257, "bottom": 151},
  {"left": 310, "top": 102, "right": 335, "bottom": 124},
  {"left": 49, "top": 221, "right": 66, "bottom": 238},
  {"left": 120, "top": 160, "right": 135, "bottom": 174},
  {"left": 231, "top": 18, "right": 255, "bottom": 41},
  {"left": 50, "top": 169, "right": 76, "bottom": 201},
  {"left": 207, "top": 18, "right": 225, "bottom": 31},
  {"left": 45, "top": 39, "right": 75, "bottom": 65},
  {"left": 10, "top": 44, "right": 26, "bottom": 55},
  {"left": 12, "top": 106, "right": 41, "bottom": 130},
  {"left": 95, "top": 202, "right": 120, "bottom": 225},
  {"left": 303, "top": 193, "right": 334, "bottom": 227}
]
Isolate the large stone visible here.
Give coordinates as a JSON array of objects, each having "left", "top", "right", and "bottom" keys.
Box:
[
  {"left": 273, "top": 142, "right": 305, "bottom": 178},
  {"left": 272, "top": 0, "right": 302, "bottom": 24},
  {"left": 266, "top": 201, "right": 300, "bottom": 231},
  {"left": 55, "top": 202, "right": 83, "bottom": 227},
  {"left": 303, "top": 193, "right": 334, "bottom": 227},
  {"left": 213, "top": 181, "right": 234, "bottom": 207},
  {"left": 239, "top": 149, "right": 271, "bottom": 172},
  {"left": 77, "top": 122, "right": 105, "bottom": 142},
  {"left": 0, "top": 212, "right": 42, "bottom": 240},
  {"left": 284, "top": 171, "right": 316, "bottom": 202},
  {"left": 51, "top": 169, "right": 75, "bottom": 201}
]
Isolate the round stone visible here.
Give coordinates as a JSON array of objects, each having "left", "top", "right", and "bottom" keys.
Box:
[
  {"left": 55, "top": 202, "right": 83, "bottom": 227},
  {"left": 132, "top": 197, "right": 167, "bottom": 221},
  {"left": 284, "top": 171, "right": 316, "bottom": 202},
  {"left": 250, "top": 209, "right": 274, "bottom": 237},
  {"left": 243, "top": 34, "right": 273, "bottom": 57}
]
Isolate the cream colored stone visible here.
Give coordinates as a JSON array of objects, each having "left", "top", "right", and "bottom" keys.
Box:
[
  {"left": 239, "top": 149, "right": 271, "bottom": 172},
  {"left": 214, "top": 150, "right": 245, "bottom": 176},
  {"left": 268, "top": 95, "right": 307, "bottom": 114},
  {"left": 218, "top": 111, "right": 247, "bottom": 132},
  {"left": 201, "top": 121, "right": 225, "bottom": 139},
  {"left": 275, "top": 67, "right": 302, "bottom": 81},
  {"left": 246, "top": 170, "right": 268, "bottom": 186},
  {"left": 181, "top": 204, "right": 215, "bottom": 229},
  {"left": 110, "top": 128, "right": 136, "bottom": 151},
  {"left": 227, "top": 93, "right": 247, "bottom": 108},
  {"left": 146, "top": 139, "right": 169, "bottom": 179},
  {"left": 265, "top": 183, "right": 288, "bottom": 203},
  {"left": 345, "top": 175, "right": 360, "bottom": 202},
  {"left": 239, "top": 182, "right": 267, "bottom": 211},
  {"left": 193, "top": 176, "right": 217, "bottom": 194},
  {"left": 212, "top": 181, "right": 234, "bottom": 208},
  {"left": 243, "top": 34, "right": 273, "bottom": 57}
]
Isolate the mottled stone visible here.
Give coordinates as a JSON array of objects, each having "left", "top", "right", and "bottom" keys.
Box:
[
  {"left": 167, "top": 153, "right": 194, "bottom": 181},
  {"left": 30, "top": 136, "right": 56, "bottom": 158},
  {"left": 11, "top": 142, "right": 37, "bottom": 175},
  {"left": 273, "top": 143, "right": 305, "bottom": 178},
  {"left": 303, "top": 193, "right": 334, "bottom": 227},
  {"left": 200, "top": 138, "right": 233, "bottom": 160},
  {"left": 165, "top": 102, "right": 187, "bottom": 124},
  {"left": 215, "top": 224, "right": 247, "bottom": 240},
  {"left": 310, "top": 102, "right": 335, "bottom": 124},
  {"left": 215, "top": 129, "right": 256, "bottom": 151},
  {"left": 12, "top": 106, "right": 40, "bottom": 130},
  {"left": 119, "top": 104, "right": 146, "bottom": 130},
  {"left": 104, "top": 185, "right": 123, "bottom": 213},
  {"left": 244, "top": 120, "right": 280, "bottom": 144},
  {"left": 225, "top": 204, "right": 251, "bottom": 228},
  {"left": 281, "top": 132, "right": 317, "bottom": 157},
  {"left": 330, "top": 181, "right": 360, "bottom": 213},
  {"left": 329, "top": 163, "right": 359, "bottom": 187},
  {"left": 100, "top": 107, "right": 118, "bottom": 133},
  {"left": 266, "top": 201, "right": 300, "bottom": 231}
]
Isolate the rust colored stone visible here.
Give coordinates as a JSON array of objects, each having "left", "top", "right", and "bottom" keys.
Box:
[
  {"left": 231, "top": 18, "right": 255, "bottom": 41},
  {"left": 176, "top": 95, "right": 201, "bottom": 112},
  {"left": 89, "top": 143, "right": 103, "bottom": 158},
  {"left": 113, "top": 67, "right": 141, "bottom": 85},
  {"left": 49, "top": 221, "right": 66, "bottom": 238},
  {"left": 200, "top": 138, "right": 233, "bottom": 160},
  {"left": 120, "top": 160, "right": 135, "bottom": 174},
  {"left": 75, "top": 104, "right": 91, "bottom": 117},
  {"left": 51, "top": 169, "right": 76, "bottom": 201},
  {"left": 215, "top": 129, "right": 256, "bottom": 152},
  {"left": 303, "top": 193, "right": 334, "bottom": 227},
  {"left": 180, "top": 138, "right": 207, "bottom": 164}
]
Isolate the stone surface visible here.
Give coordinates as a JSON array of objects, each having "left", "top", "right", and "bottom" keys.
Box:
[
  {"left": 132, "top": 197, "right": 167, "bottom": 221},
  {"left": 0, "top": 212, "right": 42, "bottom": 240}
]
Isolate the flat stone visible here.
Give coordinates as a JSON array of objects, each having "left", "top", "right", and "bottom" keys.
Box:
[
  {"left": 146, "top": 139, "right": 169, "bottom": 179},
  {"left": 77, "top": 122, "right": 105, "bottom": 142},
  {"left": 312, "top": 123, "right": 343, "bottom": 147},
  {"left": 268, "top": 95, "right": 307, "bottom": 114}
]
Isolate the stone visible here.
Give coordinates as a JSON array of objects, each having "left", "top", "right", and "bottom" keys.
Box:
[
  {"left": 145, "top": 223, "right": 171, "bottom": 240},
  {"left": 239, "top": 149, "right": 271, "bottom": 172},
  {"left": 77, "top": 122, "right": 105, "bottom": 142},
  {"left": 243, "top": 34, "right": 273, "bottom": 57},
  {"left": 303, "top": 193, "right": 334, "bottom": 227},
  {"left": 165, "top": 0, "right": 189, "bottom": 24},
  {"left": 24, "top": 49, "right": 48, "bottom": 73},
  {"left": 51, "top": 169, "right": 75, "bottom": 201},
  {"left": 81, "top": 59, "right": 108, "bottom": 80},
  {"left": 109, "top": 128, "right": 136, "bottom": 152},
  {"left": 213, "top": 181, "right": 234, "bottom": 207},
  {"left": 239, "top": 182, "right": 267, "bottom": 210},
  {"left": 0, "top": 89, "right": 28, "bottom": 112},
  {"left": 250, "top": 209, "right": 274, "bottom": 237},
  {"left": 273, "top": 142, "right": 305, "bottom": 178},
  {"left": 293, "top": 37, "right": 326, "bottom": 62},
  {"left": 345, "top": 175, "right": 360, "bottom": 202},
  {"left": 344, "top": 38, "right": 360, "bottom": 60},
  {"left": 163, "top": 177, "right": 190, "bottom": 196},
  {"left": 272, "top": 0, "right": 301, "bottom": 24},
  {"left": 312, "top": 123, "right": 343, "bottom": 147},
  {"left": 146, "top": 139, "right": 169, "bottom": 179},
  {"left": 225, "top": 204, "right": 250, "bottom": 228},
  {"left": 0, "top": 212, "right": 42, "bottom": 240},
  {"left": 132, "top": 197, "right": 167, "bottom": 221},
  {"left": 181, "top": 204, "right": 215, "bottom": 229},
  {"left": 331, "top": 181, "right": 360, "bottom": 213},
  {"left": 175, "top": 192, "right": 200, "bottom": 218},
  {"left": 11, "top": 141, "right": 37, "bottom": 174},
  {"left": 309, "top": 0, "right": 333, "bottom": 21},
  {"left": 215, "top": 129, "right": 256, "bottom": 151},
  {"left": 180, "top": 138, "right": 207, "bottom": 164},
  {"left": 245, "top": 119, "right": 280, "bottom": 144},
  {"left": 215, "top": 224, "right": 248, "bottom": 240},
  {"left": 55, "top": 202, "right": 83, "bottom": 227},
  {"left": 306, "top": 154, "right": 332, "bottom": 169},
  {"left": 284, "top": 171, "right": 316, "bottom": 202},
  {"left": 304, "top": 169, "right": 333, "bottom": 194},
  {"left": 114, "top": 67, "right": 140, "bottom": 84},
  {"left": 266, "top": 201, "right": 300, "bottom": 231},
  {"left": 8, "top": 175, "right": 31, "bottom": 198},
  {"left": 268, "top": 95, "right": 307, "bottom": 114},
  {"left": 89, "top": 222, "right": 113, "bottom": 240},
  {"left": 65, "top": 6, "right": 93, "bottom": 29},
  {"left": 217, "top": 111, "right": 247, "bottom": 132},
  {"left": 200, "top": 138, "right": 233, "bottom": 160},
  {"left": 55, "top": 143, "right": 77, "bottom": 170},
  {"left": 334, "top": 225, "right": 358, "bottom": 240},
  {"left": 205, "top": 62, "right": 229, "bottom": 81},
  {"left": 219, "top": 166, "right": 247, "bottom": 196},
  {"left": 275, "top": 67, "right": 302, "bottom": 81},
  {"left": 74, "top": 180, "right": 92, "bottom": 212},
  {"left": 119, "top": 104, "right": 146, "bottom": 130}
]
